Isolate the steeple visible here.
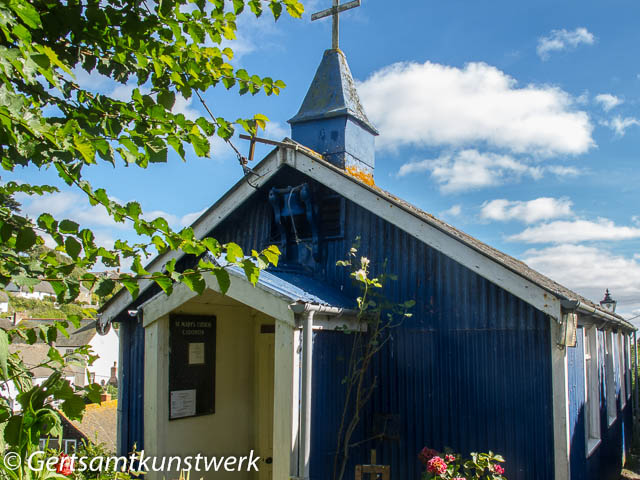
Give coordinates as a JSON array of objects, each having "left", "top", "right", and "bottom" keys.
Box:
[
  {"left": 288, "top": 49, "right": 378, "bottom": 179},
  {"left": 289, "top": 1, "right": 378, "bottom": 179}
]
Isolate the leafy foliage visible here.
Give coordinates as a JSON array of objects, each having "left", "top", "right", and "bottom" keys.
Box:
[
  {"left": 0, "top": 320, "right": 103, "bottom": 480},
  {"left": 0, "top": 3, "right": 300, "bottom": 478},
  {"left": 0, "top": 0, "right": 300, "bottom": 306},
  {"left": 8, "top": 295, "right": 86, "bottom": 319}
]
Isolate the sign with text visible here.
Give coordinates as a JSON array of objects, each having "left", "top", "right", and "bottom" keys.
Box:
[{"left": 169, "top": 314, "right": 216, "bottom": 419}]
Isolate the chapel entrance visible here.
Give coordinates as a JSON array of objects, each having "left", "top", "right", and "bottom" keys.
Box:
[{"left": 255, "top": 324, "right": 275, "bottom": 480}]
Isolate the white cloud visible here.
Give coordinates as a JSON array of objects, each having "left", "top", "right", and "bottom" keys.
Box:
[
  {"left": 537, "top": 27, "right": 596, "bottom": 60},
  {"left": 23, "top": 191, "right": 131, "bottom": 230},
  {"left": 110, "top": 84, "right": 143, "bottom": 102},
  {"left": 23, "top": 191, "right": 78, "bottom": 218},
  {"left": 545, "top": 165, "right": 582, "bottom": 177},
  {"left": 172, "top": 95, "right": 200, "bottom": 120},
  {"left": 481, "top": 197, "right": 573, "bottom": 224},
  {"left": 398, "top": 150, "right": 579, "bottom": 193},
  {"left": 594, "top": 93, "right": 623, "bottom": 112},
  {"left": 142, "top": 208, "right": 207, "bottom": 229},
  {"left": 602, "top": 116, "right": 640, "bottom": 136},
  {"left": 358, "top": 61, "right": 593, "bottom": 156},
  {"left": 440, "top": 204, "right": 462, "bottom": 217},
  {"left": 510, "top": 218, "right": 640, "bottom": 243},
  {"left": 264, "top": 121, "right": 288, "bottom": 140},
  {"left": 522, "top": 244, "right": 640, "bottom": 318},
  {"left": 179, "top": 209, "right": 207, "bottom": 227}
]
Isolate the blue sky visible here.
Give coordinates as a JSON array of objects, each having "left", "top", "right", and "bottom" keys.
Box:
[{"left": 7, "top": 0, "right": 640, "bottom": 321}]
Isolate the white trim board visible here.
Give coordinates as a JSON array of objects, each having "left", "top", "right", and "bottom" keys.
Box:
[
  {"left": 103, "top": 145, "right": 562, "bottom": 323},
  {"left": 140, "top": 269, "right": 295, "bottom": 329}
]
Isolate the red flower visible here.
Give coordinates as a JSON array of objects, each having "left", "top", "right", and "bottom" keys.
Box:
[
  {"left": 491, "top": 464, "right": 505, "bottom": 475},
  {"left": 445, "top": 454, "right": 456, "bottom": 463},
  {"left": 418, "top": 447, "right": 439, "bottom": 466},
  {"left": 427, "top": 456, "right": 448, "bottom": 475},
  {"left": 56, "top": 454, "right": 74, "bottom": 476}
]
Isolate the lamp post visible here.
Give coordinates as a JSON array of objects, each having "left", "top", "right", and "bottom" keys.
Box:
[{"left": 600, "top": 289, "right": 617, "bottom": 313}]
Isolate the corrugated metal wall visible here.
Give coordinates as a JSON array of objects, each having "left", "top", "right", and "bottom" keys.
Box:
[
  {"left": 211, "top": 168, "right": 555, "bottom": 480},
  {"left": 118, "top": 318, "right": 145, "bottom": 456},
  {"left": 568, "top": 326, "right": 586, "bottom": 478},
  {"left": 566, "top": 326, "right": 632, "bottom": 480}
]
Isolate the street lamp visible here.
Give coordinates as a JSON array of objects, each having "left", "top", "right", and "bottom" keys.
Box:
[{"left": 600, "top": 289, "right": 617, "bottom": 313}]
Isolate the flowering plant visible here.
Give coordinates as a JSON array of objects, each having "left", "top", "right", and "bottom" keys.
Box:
[
  {"left": 419, "top": 447, "right": 506, "bottom": 480},
  {"left": 56, "top": 454, "right": 74, "bottom": 476}
]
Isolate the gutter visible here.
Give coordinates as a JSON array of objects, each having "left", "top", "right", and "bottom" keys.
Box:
[
  {"left": 561, "top": 299, "right": 636, "bottom": 331},
  {"left": 288, "top": 303, "right": 359, "bottom": 480}
]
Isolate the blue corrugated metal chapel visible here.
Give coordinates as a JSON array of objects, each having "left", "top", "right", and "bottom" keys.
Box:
[{"left": 103, "top": 31, "right": 636, "bottom": 480}]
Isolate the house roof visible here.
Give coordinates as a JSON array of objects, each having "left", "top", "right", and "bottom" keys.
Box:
[
  {"left": 225, "top": 264, "right": 353, "bottom": 309},
  {"left": 374, "top": 188, "right": 606, "bottom": 313},
  {"left": 68, "top": 399, "right": 117, "bottom": 451},
  {"left": 4, "top": 282, "right": 55, "bottom": 295},
  {"left": 9, "top": 343, "right": 84, "bottom": 379},
  {"left": 11, "top": 319, "right": 97, "bottom": 346},
  {"left": 100, "top": 142, "right": 633, "bottom": 330}
]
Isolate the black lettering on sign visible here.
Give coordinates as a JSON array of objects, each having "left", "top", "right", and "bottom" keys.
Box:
[{"left": 169, "top": 314, "right": 216, "bottom": 420}]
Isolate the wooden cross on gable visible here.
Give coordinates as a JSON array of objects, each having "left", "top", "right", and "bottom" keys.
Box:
[{"left": 311, "top": 0, "right": 361, "bottom": 50}]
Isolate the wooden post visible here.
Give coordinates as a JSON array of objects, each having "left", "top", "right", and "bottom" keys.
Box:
[{"left": 355, "top": 465, "right": 390, "bottom": 480}]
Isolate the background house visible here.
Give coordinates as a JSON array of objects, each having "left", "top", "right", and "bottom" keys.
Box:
[
  {"left": 0, "top": 291, "right": 8, "bottom": 313},
  {"left": 0, "top": 318, "right": 119, "bottom": 413},
  {"left": 39, "top": 394, "right": 118, "bottom": 454},
  {"left": 3, "top": 343, "right": 84, "bottom": 412},
  {"left": 13, "top": 318, "right": 119, "bottom": 386},
  {"left": 6, "top": 281, "right": 56, "bottom": 301}
]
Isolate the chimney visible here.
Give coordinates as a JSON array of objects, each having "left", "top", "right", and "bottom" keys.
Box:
[
  {"left": 288, "top": 49, "right": 378, "bottom": 184},
  {"left": 108, "top": 361, "right": 118, "bottom": 387}
]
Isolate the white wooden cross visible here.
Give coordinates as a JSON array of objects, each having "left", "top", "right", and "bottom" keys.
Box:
[{"left": 311, "top": 0, "right": 361, "bottom": 50}]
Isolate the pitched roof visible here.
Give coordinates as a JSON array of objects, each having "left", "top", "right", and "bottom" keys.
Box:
[
  {"left": 11, "top": 319, "right": 97, "bottom": 346},
  {"left": 68, "top": 399, "right": 117, "bottom": 451},
  {"left": 101, "top": 142, "right": 633, "bottom": 329},
  {"left": 224, "top": 263, "right": 353, "bottom": 308},
  {"left": 9, "top": 343, "right": 84, "bottom": 379}
]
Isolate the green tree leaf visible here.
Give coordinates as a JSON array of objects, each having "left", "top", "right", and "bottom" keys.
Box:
[
  {"left": 15, "top": 227, "right": 37, "bottom": 251},
  {"left": 213, "top": 268, "right": 230, "bottom": 294},
  {"left": 64, "top": 236, "right": 82, "bottom": 260},
  {"left": 0, "top": 330, "right": 8, "bottom": 378}
]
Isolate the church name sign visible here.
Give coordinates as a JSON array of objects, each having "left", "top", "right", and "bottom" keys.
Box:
[{"left": 169, "top": 314, "right": 216, "bottom": 420}]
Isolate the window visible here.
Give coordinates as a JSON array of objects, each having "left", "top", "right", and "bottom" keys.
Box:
[
  {"left": 605, "top": 331, "right": 617, "bottom": 424},
  {"left": 584, "top": 326, "right": 600, "bottom": 453},
  {"left": 39, "top": 437, "right": 60, "bottom": 451},
  {"left": 63, "top": 439, "right": 77, "bottom": 453},
  {"left": 618, "top": 333, "right": 626, "bottom": 407}
]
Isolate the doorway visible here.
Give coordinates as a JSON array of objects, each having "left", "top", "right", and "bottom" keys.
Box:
[{"left": 256, "top": 324, "right": 275, "bottom": 480}]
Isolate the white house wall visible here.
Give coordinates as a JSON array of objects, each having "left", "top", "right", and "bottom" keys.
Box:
[{"left": 88, "top": 328, "right": 119, "bottom": 385}]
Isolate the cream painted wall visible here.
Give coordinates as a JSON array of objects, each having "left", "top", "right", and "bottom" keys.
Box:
[{"left": 145, "top": 300, "right": 275, "bottom": 480}]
